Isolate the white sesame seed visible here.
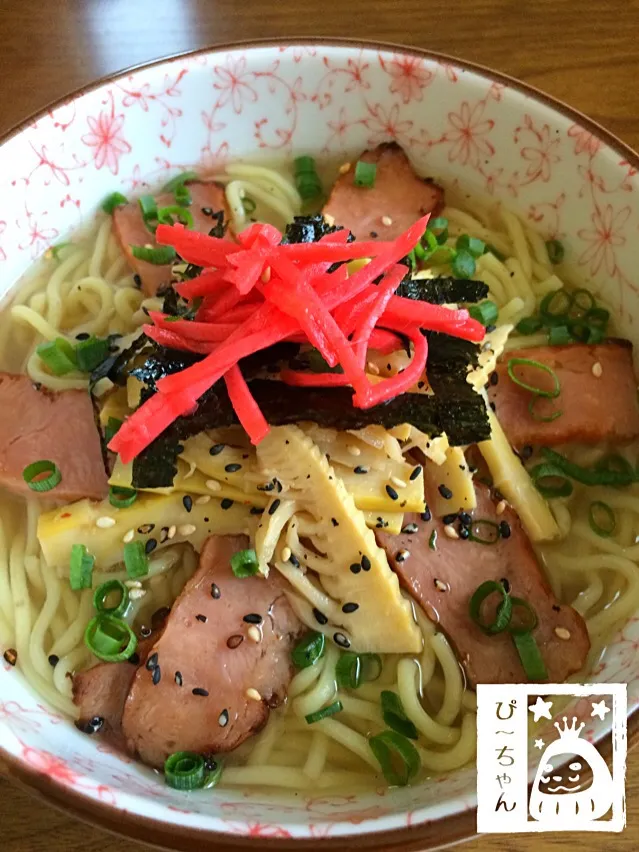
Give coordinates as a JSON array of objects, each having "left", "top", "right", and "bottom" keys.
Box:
[
  {"left": 434, "top": 579, "right": 448, "bottom": 592},
  {"left": 167, "top": 525, "right": 177, "bottom": 540},
  {"left": 261, "top": 267, "right": 272, "bottom": 283},
  {"left": 281, "top": 546, "right": 292, "bottom": 562},
  {"left": 124, "top": 580, "right": 142, "bottom": 589},
  {"left": 178, "top": 524, "right": 197, "bottom": 536},
  {"left": 246, "top": 687, "right": 262, "bottom": 702},
  {"left": 324, "top": 213, "right": 335, "bottom": 227},
  {"left": 347, "top": 444, "right": 361, "bottom": 457},
  {"left": 381, "top": 215, "right": 393, "bottom": 227},
  {"left": 129, "top": 589, "right": 146, "bottom": 600},
  {"left": 555, "top": 627, "right": 571, "bottom": 640},
  {"left": 367, "top": 361, "right": 380, "bottom": 375},
  {"left": 592, "top": 361, "right": 603, "bottom": 378},
  {"left": 247, "top": 626, "right": 261, "bottom": 643},
  {"left": 195, "top": 495, "right": 211, "bottom": 505},
  {"left": 390, "top": 475, "right": 407, "bottom": 489},
  {"left": 444, "top": 525, "right": 459, "bottom": 540},
  {"left": 122, "top": 528, "right": 135, "bottom": 543},
  {"left": 338, "top": 162, "right": 351, "bottom": 175},
  {"left": 397, "top": 549, "right": 410, "bottom": 562},
  {"left": 96, "top": 516, "right": 116, "bottom": 529},
  {"left": 496, "top": 500, "right": 507, "bottom": 515},
  {"left": 206, "top": 479, "right": 222, "bottom": 491}
]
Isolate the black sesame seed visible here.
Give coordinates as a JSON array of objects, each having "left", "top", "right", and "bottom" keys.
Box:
[
  {"left": 243, "top": 613, "right": 262, "bottom": 624},
  {"left": 421, "top": 507, "right": 432, "bottom": 522},
  {"left": 443, "top": 513, "right": 458, "bottom": 525},
  {"left": 289, "top": 553, "right": 300, "bottom": 567},
  {"left": 160, "top": 526, "right": 169, "bottom": 543},
  {"left": 370, "top": 230, "right": 378, "bottom": 238},
  {"left": 145, "top": 538, "right": 158, "bottom": 555},
  {"left": 145, "top": 652, "right": 158, "bottom": 671},
  {"left": 552, "top": 604, "right": 561, "bottom": 612},
  {"left": 521, "top": 444, "right": 534, "bottom": 460},
  {"left": 418, "top": 380, "right": 425, "bottom": 389},
  {"left": 202, "top": 206, "right": 213, "bottom": 215},
  {"left": 331, "top": 517, "right": 339, "bottom": 527},
  {"left": 349, "top": 562, "right": 362, "bottom": 574},
  {"left": 175, "top": 671, "right": 183, "bottom": 686},
  {"left": 269, "top": 499, "right": 281, "bottom": 515},
  {"left": 386, "top": 484, "right": 399, "bottom": 501},
  {"left": 489, "top": 401, "right": 496, "bottom": 412},
  {"left": 196, "top": 614, "right": 208, "bottom": 623},
  {"left": 152, "top": 666, "right": 162, "bottom": 685},
  {"left": 140, "top": 626, "right": 152, "bottom": 638},
  {"left": 218, "top": 709, "right": 229, "bottom": 727},
  {"left": 410, "top": 465, "right": 422, "bottom": 481},
  {"left": 221, "top": 498, "right": 234, "bottom": 510},
  {"left": 209, "top": 443, "right": 225, "bottom": 455},
  {"left": 211, "top": 583, "right": 221, "bottom": 599},
  {"left": 361, "top": 554, "right": 371, "bottom": 572},
  {"left": 48, "top": 654, "right": 59, "bottom": 667},
  {"left": 274, "top": 478, "right": 283, "bottom": 493},
  {"left": 250, "top": 506, "right": 263, "bottom": 515},
  {"left": 192, "top": 687, "right": 209, "bottom": 697},
  {"left": 500, "top": 578, "right": 511, "bottom": 593},
  {"left": 334, "top": 632, "right": 351, "bottom": 649},
  {"left": 438, "top": 485, "right": 453, "bottom": 500},
  {"left": 459, "top": 527, "right": 470, "bottom": 540},
  {"left": 459, "top": 512, "right": 472, "bottom": 527},
  {"left": 354, "top": 465, "right": 368, "bottom": 474},
  {"left": 128, "top": 652, "right": 140, "bottom": 665},
  {"left": 342, "top": 602, "right": 359, "bottom": 613},
  {"left": 227, "top": 634, "right": 244, "bottom": 649},
  {"left": 3, "top": 648, "right": 17, "bottom": 666},
  {"left": 75, "top": 332, "right": 90, "bottom": 341},
  {"left": 257, "top": 481, "right": 274, "bottom": 492},
  {"left": 401, "top": 523, "right": 418, "bottom": 535},
  {"left": 499, "top": 521, "right": 512, "bottom": 539},
  {"left": 313, "top": 608, "right": 328, "bottom": 625},
  {"left": 76, "top": 716, "right": 104, "bottom": 735},
  {"left": 137, "top": 523, "right": 155, "bottom": 535},
  {"left": 490, "top": 372, "right": 499, "bottom": 386},
  {"left": 133, "top": 274, "right": 142, "bottom": 289},
  {"left": 225, "top": 463, "right": 242, "bottom": 473},
  {"left": 395, "top": 550, "right": 408, "bottom": 563},
  {"left": 182, "top": 495, "right": 193, "bottom": 513}
]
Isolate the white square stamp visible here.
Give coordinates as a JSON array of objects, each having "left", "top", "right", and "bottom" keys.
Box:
[{"left": 476, "top": 683, "right": 626, "bottom": 833}]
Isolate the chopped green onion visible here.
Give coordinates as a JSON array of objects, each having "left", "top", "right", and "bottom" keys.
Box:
[
  {"left": 469, "top": 300, "right": 498, "bottom": 327},
  {"left": 164, "top": 751, "right": 206, "bottom": 790},
  {"left": 292, "top": 631, "right": 326, "bottom": 669},
  {"left": 109, "top": 486, "right": 138, "bottom": 509},
  {"left": 586, "top": 306, "right": 610, "bottom": 328},
  {"left": 545, "top": 239, "right": 565, "bottom": 265},
  {"left": 539, "top": 289, "right": 572, "bottom": 325},
  {"left": 416, "top": 228, "right": 439, "bottom": 261},
  {"left": 380, "top": 690, "right": 418, "bottom": 740},
  {"left": 75, "top": 336, "right": 110, "bottom": 372},
  {"left": 369, "top": 730, "right": 420, "bottom": 787},
  {"left": 297, "top": 177, "right": 323, "bottom": 202},
  {"left": 49, "top": 242, "right": 72, "bottom": 260},
  {"left": 361, "top": 653, "right": 383, "bottom": 682},
  {"left": 130, "top": 245, "right": 177, "bottom": 265},
  {"left": 93, "top": 579, "right": 129, "bottom": 618},
  {"left": 294, "top": 156, "right": 317, "bottom": 174},
  {"left": 336, "top": 652, "right": 362, "bottom": 689},
  {"left": 529, "top": 462, "right": 574, "bottom": 498},
  {"left": 484, "top": 242, "right": 506, "bottom": 262},
  {"left": 427, "top": 217, "right": 449, "bottom": 245},
  {"left": 138, "top": 194, "right": 159, "bottom": 232},
  {"left": 456, "top": 234, "right": 486, "bottom": 258},
  {"left": 123, "top": 540, "right": 149, "bottom": 579},
  {"left": 589, "top": 500, "right": 616, "bottom": 537},
  {"left": 163, "top": 171, "right": 198, "bottom": 193},
  {"left": 568, "top": 288, "right": 595, "bottom": 320},
  {"left": 429, "top": 530, "right": 437, "bottom": 550},
  {"left": 69, "top": 544, "right": 95, "bottom": 590},
  {"left": 307, "top": 348, "right": 344, "bottom": 374},
  {"left": 548, "top": 325, "right": 573, "bottom": 346},
  {"left": 157, "top": 205, "right": 194, "bottom": 228},
  {"left": 174, "top": 183, "right": 192, "bottom": 207},
  {"left": 469, "top": 580, "right": 513, "bottom": 634},
  {"left": 468, "top": 519, "right": 501, "bottom": 546},
  {"left": 516, "top": 316, "right": 543, "bottom": 335},
  {"left": 596, "top": 453, "right": 635, "bottom": 479},
  {"left": 353, "top": 161, "right": 377, "bottom": 189},
  {"left": 36, "top": 337, "right": 77, "bottom": 376},
  {"left": 507, "top": 358, "right": 560, "bottom": 398},
  {"left": 528, "top": 396, "right": 563, "bottom": 423},
  {"left": 241, "top": 196, "right": 257, "bottom": 215},
  {"left": 508, "top": 597, "right": 539, "bottom": 636},
  {"left": 451, "top": 248, "right": 476, "bottom": 279},
  {"left": 511, "top": 630, "right": 548, "bottom": 680},
  {"left": 84, "top": 614, "right": 137, "bottom": 662},
  {"left": 230, "top": 548, "right": 260, "bottom": 578},
  {"left": 305, "top": 700, "right": 343, "bottom": 724},
  {"left": 22, "top": 459, "right": 62, "bottom": 493},
  {"left": 541, "top": 447, "right": 636, "bottom": 487},
  {"left": 105, "top": 417, "right": 123, "bottom": 443},
  {"left": 294, "top": 156, "right": 323, "bottom": 202},
  {"left": 101, "top": 192, "right": 128, "bottom": 214}
]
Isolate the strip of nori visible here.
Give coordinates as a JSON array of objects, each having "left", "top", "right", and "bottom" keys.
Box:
[
  {"left": 280, "top": 215, "right": 349, "bottom": 245},
  {"left": 396, "top": 276, "right": 488, "bottom": 305}
]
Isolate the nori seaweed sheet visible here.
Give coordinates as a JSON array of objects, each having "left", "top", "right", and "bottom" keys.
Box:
[{"left": 396, "top": 276, "right": 489, "bottom": 305}]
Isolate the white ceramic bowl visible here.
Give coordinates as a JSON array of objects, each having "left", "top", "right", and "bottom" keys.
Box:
[{"left": 1, "top": 39, "right": 638, "bottom": 851}]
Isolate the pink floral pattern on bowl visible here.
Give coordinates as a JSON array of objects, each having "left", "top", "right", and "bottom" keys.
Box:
[{"left": 1, "top": 41, "right": 638, "bottom": 841}]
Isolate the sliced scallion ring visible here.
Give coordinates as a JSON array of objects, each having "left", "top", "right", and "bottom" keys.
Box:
[
  {"left": 305, "top": 700, "right": 343, "bottom": 725},
  {"left": 511, "top": 630, "right": 548, "bottom": 681},
  {"left": 469, "top": 580, "right": 513, "bottom": 635},
  {"left": 469, "top": 300, "right": 498, "bottom": 327},
  {"left": 539, "top": 288, "right": 572, "bottom": 325},
  {"left": 36, "top": 337, "right": 77, "bottom": 376},
  {"left": 568, "top": 288, "right": 595, "bottom": 319},
  {"left": 22, "top": 460, "right": 62, "bottom": 492},
  {"left": 428, "top": 216, "right": 449, "bottom": 245},
  {"left": 157, "top": 205, "right": 195, "bottom": 228},
  {"left": 369, "top": 730, "right": 420, "bottom": 787},
  {"left": 380, "top": 690, "right": 418, "bottom": 740},
  {"left": 508, "top": 597, "right": 539, "bottom": 636},
  {"left": 507, "top": 357, "right": 561, "bottom": 398},
  {"left": 589, "top": 501, "right": 616, "bottom": 537},
  {"left": 164, "top": 751, "right": 206, "bottom": 790},
  {"left": 93, "top": 579, "right": 130, "bottom": 618},
  {"left": 336, "top": 652, "right": 362, "bottom": 689},
  {"left": 541, "top": 448, "right": 636, "bottom": 487},
  {"left": 84, "top": 614, "right": 137, "bottom": 663},
  {"left": 69, "top": 544, "right": 95, "bottom": 591},
  {"left": 230, "top": 548, "right": 260, "bottom": 578},
  {"left": 545, "top": 239, "right": 565, "bottom": 265},
  {"left": 101, "top": 192, "right": 128, "bottom": 214},
  {"left": 547, "top": 325, "right": 573, "bottom": 346},
  {"left": 75, "top": 336, "right": 110, "bottom": 372},
  {"left": 292, "top": 632, "right": 326, "bottom": 669},
  {"left": 123, "top": 540, "right": 149, "bottom": 579},
  {"left": 109, "top": 485, "right": 138, "bottom": 509},
  {"left": 456, "top": 233, "right": 486, "bottom": 258},
  {"left": 528, "top": 395, "right": 563, "bottom": 423},
  {"left": 130, "top": 245, "right": 177, "bottom": 265},
  {"left": 353, "top": 160, "right": 377, "bottom": 188},
  {"left": 451, "top": 248, "right": 476, "bottom": 279},
  {"left": 163, "top": 171, "right": 198, "bottom": 193},
  {"left": 529, "top": 462, "right": 574, "bottom": 498},
  {"left": 516, "top": 316, "right": 543, "bottom": 336},
  {"left": 468, "top": 519, "right": 501, "bottom": 545}
]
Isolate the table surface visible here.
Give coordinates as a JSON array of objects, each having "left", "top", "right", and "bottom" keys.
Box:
[{"left": 1, "top": 0, "right": 639, "bottom": 849}]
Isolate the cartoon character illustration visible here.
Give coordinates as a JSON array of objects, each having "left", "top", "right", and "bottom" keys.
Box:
[{"left": 529, "top": 716, "right": 614, "bottom": 825}]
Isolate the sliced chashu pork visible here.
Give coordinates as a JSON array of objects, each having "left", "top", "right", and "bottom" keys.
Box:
[
  {"left": 0, "top": 373, "right": 107, "bottom": 501},
  {"left": 121, "top": 535, "right": 303, "bottom": 768},
  {"left": 322, "top": 142, "right": 444, "bottom": 241},
  {"left": 376, "top": 480, "right": 589, "bottom": 685},
  {"left": 113, "top": 181, "right": 232, "bottom": 296},
  {"left": 489, "top": 340, "right": 639, "bottom": 448}
]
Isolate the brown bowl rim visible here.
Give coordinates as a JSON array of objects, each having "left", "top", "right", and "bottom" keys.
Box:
[{"left": 1, "top": 35, "right": 638, "bottom": 852}]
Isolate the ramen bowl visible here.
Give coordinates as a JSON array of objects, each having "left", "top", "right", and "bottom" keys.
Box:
[{"left": 1, "top": 39, "right": 638, "bottom": 852}]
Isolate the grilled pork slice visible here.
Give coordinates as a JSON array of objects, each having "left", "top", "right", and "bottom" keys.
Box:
[
  {"left": 322, "top": 142, "right": 444, "bottom": 241},
  {"left": 489, "top": 340, "right": 639, "bottom": 448},
  {"left": 0, "top": 373, "right": 108, "bottom": 501},
  {"left": 376, "top": 482, "right": 590, "bottom": 685},
  {"left": 121, "top": 535, "right": 303, "bottom": 769},
  {"left": 113, "top": 181, "right": 231, "bottom": 296}
]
